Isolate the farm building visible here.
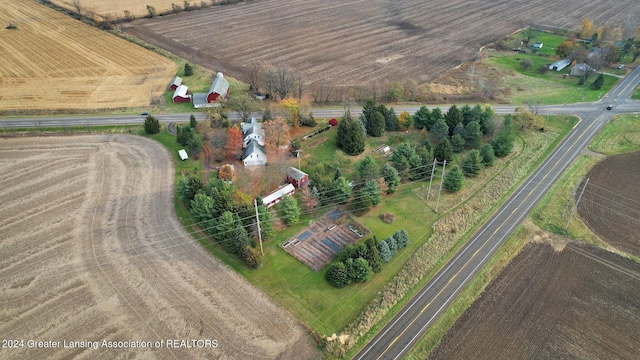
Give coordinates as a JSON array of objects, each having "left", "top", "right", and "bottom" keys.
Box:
[
  {"left": 169, "top": 76, "right": 183, "bottom": 90},
  {"left": 172, "top": 85, "right": 191, "bottom": 103},
  {"left": 286, "top": 167, "right": 309, "bottom": 188},
  {"left": 262, "top": 184, "right": 295, "bottom": 208},
  {"left": 242, "top": 140, "right": 267, "bottom": 166},
  {"left": 532, "top": 42, "right": 543, "bottom": 49},
  {"left": 207, "top": 72, "right": 230, "bottom": 103},
  {"left": 242, "top": 118, "right": 265, "bottom": 147},
  {"left": 571, "top": 63, "right": 593, "bottom": 76},
  {"left": 549, "top": 59, "right": 571, "bottom": 71},
  {"left": 178, "top": 149, "right": 188, "bottom": 161}
]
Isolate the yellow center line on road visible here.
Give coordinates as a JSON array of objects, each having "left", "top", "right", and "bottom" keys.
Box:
[{"left": 376, "top": 116, "right": 603, "bottom": 360}]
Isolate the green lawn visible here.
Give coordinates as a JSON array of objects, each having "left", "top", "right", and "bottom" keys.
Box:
[
  {"left": 589, "top": 114, "right": 640, "bottom": 155},
  {"left": 486, "top": 52, "right": 619, "bottom": 104}
]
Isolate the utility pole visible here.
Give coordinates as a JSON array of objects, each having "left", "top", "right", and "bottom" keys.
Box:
[
  {"left": 563, "top": 177, "right": 583, "bottom": 218},
  {"left": 254, "top": 199, "right": 264, "bottom": 255},
  {"left": 426, "top": 157, "right": 438, "bottom": 200},
  {"left": 435, "top": 160, "right": 446, "bottom": 213},
  {"left": 295, "top": 150, "right": 302, "bottom": 169},
  {"left": 565, "top": 178, "right": 589, "bottom": 230}
]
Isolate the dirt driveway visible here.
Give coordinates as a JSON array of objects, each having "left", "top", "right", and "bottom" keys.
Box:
[{"left": 0, "top": 134, "right": 318, "bottom": 359}]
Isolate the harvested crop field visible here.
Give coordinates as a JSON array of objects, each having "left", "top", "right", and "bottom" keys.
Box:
[
  {"left": 50, "top": 0, "right": 191, "bottom": 19},
  {"left": 0, "top": 1, "right": 176, "bottom": 113},
  {"left": 0, "top": 135, "right": 318, "bottom": 360},
  {"left": 577, "top": 151, "right": 640, "bottom": 257},
  {"left": 429, "top": 242, "right": 640, "bottom": 359},
  {"left": 124, "top": 0, "right": 640, "bottom": 86}
]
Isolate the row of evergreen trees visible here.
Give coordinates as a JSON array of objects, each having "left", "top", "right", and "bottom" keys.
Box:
[{"left": 325, "top": 230, "right": 410, "bottom": 288}]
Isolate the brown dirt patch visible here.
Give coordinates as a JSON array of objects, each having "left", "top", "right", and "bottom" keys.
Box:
[
  {"left": 0, "top": 1, "right": 176, "bottom": 113},
  {"left": 0, "top": 135, "right": 318, "bottom": 359},
  {"left": 429, "top": 242, "right": 640, "bottom": 359},
  {"left": 123, "top": 0, "right": 640, "bottom": 87},
  {"left": 577, "top": 151, "right": 640, "bottom": 257}
]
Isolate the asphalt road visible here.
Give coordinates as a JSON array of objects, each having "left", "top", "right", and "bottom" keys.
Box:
[
  {"left": 1, "top": 65, "right": 639, "bottom": 360},
  {"left": 354, "top": 66, "right": 640, "bottom": 360}
]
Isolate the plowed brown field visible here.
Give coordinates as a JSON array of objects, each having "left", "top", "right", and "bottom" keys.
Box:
[
  {"left": 124, "top": 0, "right": 640, "bottom": 86},
  {"left": 0, "top": 1, "right": 176, "bottom": 113},
  {"left": 0, "top": 135, "right": 318, "bottom": 360},
  {"left": 577, "top": 151, "right": 640, "bottom": 257},
  {"left": 429, "top": 242, "right": 640, "bottom": 359}
]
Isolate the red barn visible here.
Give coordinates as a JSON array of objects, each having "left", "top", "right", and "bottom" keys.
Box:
[
  {"left": 169, "top": 76, "right": 183, "bottom": 90},
  {"left": 286, "top": 167, "right": 309, "bottom": 188},
  {"left": 206, "top": 72, "right": 230, "bottom": 103},
  {"left": 172, "top": 85, "right": 191, "bottom": 103}
]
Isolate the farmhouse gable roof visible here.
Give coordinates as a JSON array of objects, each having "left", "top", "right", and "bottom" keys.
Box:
[
  {"left": 173, "top": 84, "right": 189, "bottom": 98},
  {"left": 208, "top": 72, "right": 229, "bottom": 99},
  {"left": 242, "top": 140, "right": 267, "bottom": 161},
  {"left": 286, "top": 167, "right": 308, "bottom": 182}
]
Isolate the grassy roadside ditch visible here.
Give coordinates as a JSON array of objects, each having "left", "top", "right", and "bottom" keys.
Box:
[{"left": 338, "top": 115, "right": 577, "bottom": 358}]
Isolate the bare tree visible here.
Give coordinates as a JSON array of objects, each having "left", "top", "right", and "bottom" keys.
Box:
[
  {"left": 246, "top": 61, "right": 266, "bottom": 92},
  {"left": 262, "top": 117, "right": 290, "bottom": 153},
  {"left": 72, "top": 0, "right": 82, "bottom": 17},
  {"left": 226, "top": 95, "right": 262, "bottom": 122},
  {"left": 480, "top": 77, "right": 498, "bottom": 102},
  {"left": 525, "top": 98, "right": 542, "bottom": 116},
  {"left": 292, "top": 72, "right": 306, "bottom": 102},
  {"left": 519, "top": 27, "right": 538, "bottom": 47}
]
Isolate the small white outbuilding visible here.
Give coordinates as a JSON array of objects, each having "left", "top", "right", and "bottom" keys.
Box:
[{"left": 178, "top": 149, "right": 188, "bottom": 161}]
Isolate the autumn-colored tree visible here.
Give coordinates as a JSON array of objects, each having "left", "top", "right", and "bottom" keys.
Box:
[
  {"left": 262, "top": 117, "right": 290, "bottom": 152},
  {"left": 218, "top": 164, "right": 235, "bottom": 182},
  {"left": 280, "top": 98, "right": 300, "bottom": 128},
  {"left": 397, "top": 111, "right": 413, "bottom": 131},
  {"left": 556, "top": 40, "right": 579, "bottom": 59},
  {"left": 224, "top": 125, "right": 243, "bottom": 160},
  {"left": 301, "top": 185, "right": 318, "bottom": 210},
  {"left": 580, "top": 18, "right": 595, "bottom": 39}
]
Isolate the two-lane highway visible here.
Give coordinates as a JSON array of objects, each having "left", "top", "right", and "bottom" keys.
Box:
[{"left": 356, "top": 65, "right": 640, "bottom": 360}]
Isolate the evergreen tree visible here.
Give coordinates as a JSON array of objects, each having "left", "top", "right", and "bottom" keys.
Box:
[
  {"left": 434, "top": 138, "right": 454, "bottom": 162},
  {"left": 480, "top": 144, "right": 496, "bottom": 166},
  {"left": 464, "top": 121, "right": 482, "bottom": 149},
  {"left": 420, "top": 139, "right": 432, "bottom": 154},
  {"left": 445, "top": 105, "right": 463, "bottom": 136},
  {"left": 450, "top": 133, "right": 465, "bottom": 153},
  {"left": 481, "top": 106, "right": 496, "bottom": 135},
  {"left": 591, "top": 73, "right": 604, "bottom": 90},
  {"left": 413, "top": 105, "right": 431, "bottom": 129},
  {"left": 431, "top": 118, "right": 449, "bottom": 142},
  {"left": 279, "top": 195, "right": 300, "bottom": 225},
  {"left": 184, "top": 62, "right": 193, "bottom": 76},
  {"left": 334, "top": 167, "right": 343, "bottom": 181},
  {"left": 144, "top": 115, "right": 161, "bottom": 134},
  {"left": 350, "top": 257, "right": 373, "bottom": 282},
  {"left": 257, "top": 203, "right": 275, "bottom": 240},
  {"left": 414, "top": 145, "right": 433, "bottom": 180},
  {"left": 367, "top": 111, "right": 386, "bottom": 137},
  {"left": 393, "top": 229, "right": 410, "bottom": 249},
  {"left": 365, "top": 237, "right": 383, "bottom": 273},
  {"left": 384, "top": 107, "right": 398, "bottom": 131},
  {"left": 491, "top": 115, "right": 516, "bottom": 157},
  {"left": 380, "top": 163, "right": 401, "bottom": 194},
  {"left": 363, "top": 179, "right": 382, "bottom": 206},
  {"left": 189, "top": 113, "right": 197, "bottom": 128},
  {"left": 362, "top": 98, "right": 377, "bottom": 125},
  {"left": 453, "top": 122, "right": 465, "bottom": 136},
  {"left": 326, "top": 262, "right": 349, "bottom": 288},
  {"left": 213, "top": 211, "right": 235, "bottom": 248},
  {"left": 386, "top": 236, "right": 398, "bottom": 256},
  {"left": 460, "top": 104, "right": 473, "bottom": 125},
  {"left": 428, "top": 107, "right": 444, "bottom": 131},
  {"left": 189, "top": 192, "right": 215, "bottom": 223},
  {"left": 177, "top": 176, "right": 191, "bottom": 203},
  {"left": 461, "top": 149, "right": 483, "bottom": 177},
  {"left": 443, "top": 165, "right": 464, "bottom": 192},
  {"left": 333, "top": 176, "right": 352, "bottom": 204},
  {"left": 336, "top": 111, "right": 365, "bottom": 155},
  {"left": 228, "top": 214, "right": 251, "bottom": 254},
  {"left": 356, "top": 155, "right": 378, "bottom": 181},
  {"left": 378, "top": 240, "right": 392, "bottom": 263},
  {"left": 352, "top": 187, "right": 373, "bottom": 216},
  {"left": 241, "top": 246, "right": 262, "bottom": 269}
]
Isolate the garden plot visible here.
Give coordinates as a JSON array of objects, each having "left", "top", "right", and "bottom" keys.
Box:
[{"left": 282, "top": 208, "right": 368, "bottom": 271}]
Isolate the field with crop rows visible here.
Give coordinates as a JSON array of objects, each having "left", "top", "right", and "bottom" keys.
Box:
[
  {"left": 50, "top": 0, "right": 195, "bottom": 19},
  {"left": 0, "top": 135, "right": 317, "bottom": 360},
  {"left": 124, "top": 0, "right": 640, "bottom": 87},
  {"left": 429, "top": 241, "right": 640, "bottom": 359},
  {"left": 0, "top": 1, "right": 176, "bottom": 113}
]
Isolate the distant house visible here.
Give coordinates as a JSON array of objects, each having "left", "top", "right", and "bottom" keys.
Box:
[
  {"left": 549, "top": 59, "right": 571, "bottom": 72},
  {"left": 286, "top": 167, "right": 309, "bottom": 188},
  {"left": 169, "top": 76, "right": 183, "bottom": 90},
  {"left": 172, "top": 85, "right": 191, "bottom": 103},
  {"left": 262, "top": 184, "right": 295, "bottom": 208},
  {"left": 242, "top": 140, "right": 267, "bottom": 166},
  {"left": 532, "top": 42, "right": 543, "bottom": 49},
  {"left": 571, "top": 63, "right": 593, "bottom": 76}
]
